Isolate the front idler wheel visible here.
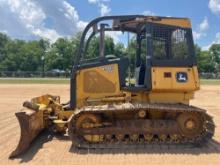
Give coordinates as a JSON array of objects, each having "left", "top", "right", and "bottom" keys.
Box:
[{"left": 76, "top": 114, "right": 102, "bottom": 142}]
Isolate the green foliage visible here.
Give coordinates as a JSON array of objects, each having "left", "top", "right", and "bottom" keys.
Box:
[
  {"left": 0, "top": 33, "right": 10, "bottom": 63},
  {"left": 210, "top": 44, "right": 220, "bottom": 63},
  {"left": 86, "top": 35, "right": 123, "bottom": 59},
  {"left": 114, "top": 43, "right": 126, "bottom": 57},
  {"left": 126, "top": 37, "right": 136, "bottom": 75},
  {"left": 86, "top": 36, "right": 99, "bottom": 59},
  {"left": 0, "top": 39, "right": 44, "bottom": 71},
  {"left": 195, "top": 44, "right": 220, "bottom": 73},
  {"left": 209, "top": 44, "right": 220, "bottom": 72},
  {"left": 197, "top": 50, "right": 216, "bottom": 73},
  {"left": 0, "top": 32, "right": 220, "bottom": 74},
  {"left": 45, "top": 38, "right": 74, "bottom": 71}
]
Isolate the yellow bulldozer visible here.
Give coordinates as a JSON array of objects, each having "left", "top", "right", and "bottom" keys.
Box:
[{"left": 10, "top": 15, "right": 215, "bottom": 158}]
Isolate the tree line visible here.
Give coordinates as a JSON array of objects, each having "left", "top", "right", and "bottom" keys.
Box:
[{"left": 0, "top": 32, "right": 220, "bottom": 75}]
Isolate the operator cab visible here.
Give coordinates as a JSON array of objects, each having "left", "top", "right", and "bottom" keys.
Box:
[
  {"left": 71, "top": 15, "right": 196, "bottom": 108},
  {"left": 133, "top": 23, "right": 195, "bottom": 89}
]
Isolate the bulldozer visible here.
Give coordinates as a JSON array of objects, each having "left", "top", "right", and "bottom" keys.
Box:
[{"left": 10, "top": 15, "right": 215, "bottom": 158}]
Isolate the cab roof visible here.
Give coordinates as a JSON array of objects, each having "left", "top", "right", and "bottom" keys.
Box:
[{"left": 111, "top": 16, "right": 191, "bottom": 32}]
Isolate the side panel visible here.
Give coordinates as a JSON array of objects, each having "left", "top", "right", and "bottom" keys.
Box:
[
  {"left": 148, "top": 92, "right": 194, "bottom": 104},
  {"left": 76, "top": 63, "right": 121, "bottom": 107},
  {"left": 151, "top": 66, "right": 200, "bottom": 92}
]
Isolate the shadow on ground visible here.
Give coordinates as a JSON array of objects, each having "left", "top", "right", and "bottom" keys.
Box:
[
  {"left": 9, "top": 130, "right": 53, "bottom": 163},
  {"left": 10, "top": 130, "right": 220, "bottom": 163},
  {"left": 69, "top": 139, "right": 220, "bottom": 155}
]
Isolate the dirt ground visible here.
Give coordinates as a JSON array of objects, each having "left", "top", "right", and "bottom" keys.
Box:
[{"left": 0, "top": 84, "right": 220, "bottom": 165}]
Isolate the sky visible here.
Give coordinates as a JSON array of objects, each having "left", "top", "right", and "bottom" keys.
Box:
[{"left": 0, "top": 0, "right": 220, "bottom": 50}]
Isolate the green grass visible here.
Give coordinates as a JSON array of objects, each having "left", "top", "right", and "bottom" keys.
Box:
[
  {"left": 0, "top": 78, "right": 69, "bottom": 84},
  {"left": 200, "top": 79, "right": 220, "bottom": 85},
  {"left": 0, "top": 78, "right": 219, "bottom": 85}
]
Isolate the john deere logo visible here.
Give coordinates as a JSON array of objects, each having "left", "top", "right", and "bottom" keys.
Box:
[{"left": 176, "top": 72, "right": 188, "bottom": 82}]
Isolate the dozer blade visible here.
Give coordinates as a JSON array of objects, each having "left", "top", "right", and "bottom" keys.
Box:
[{"left": 9, "top": 109, "right": 44, "bottom": 158}]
